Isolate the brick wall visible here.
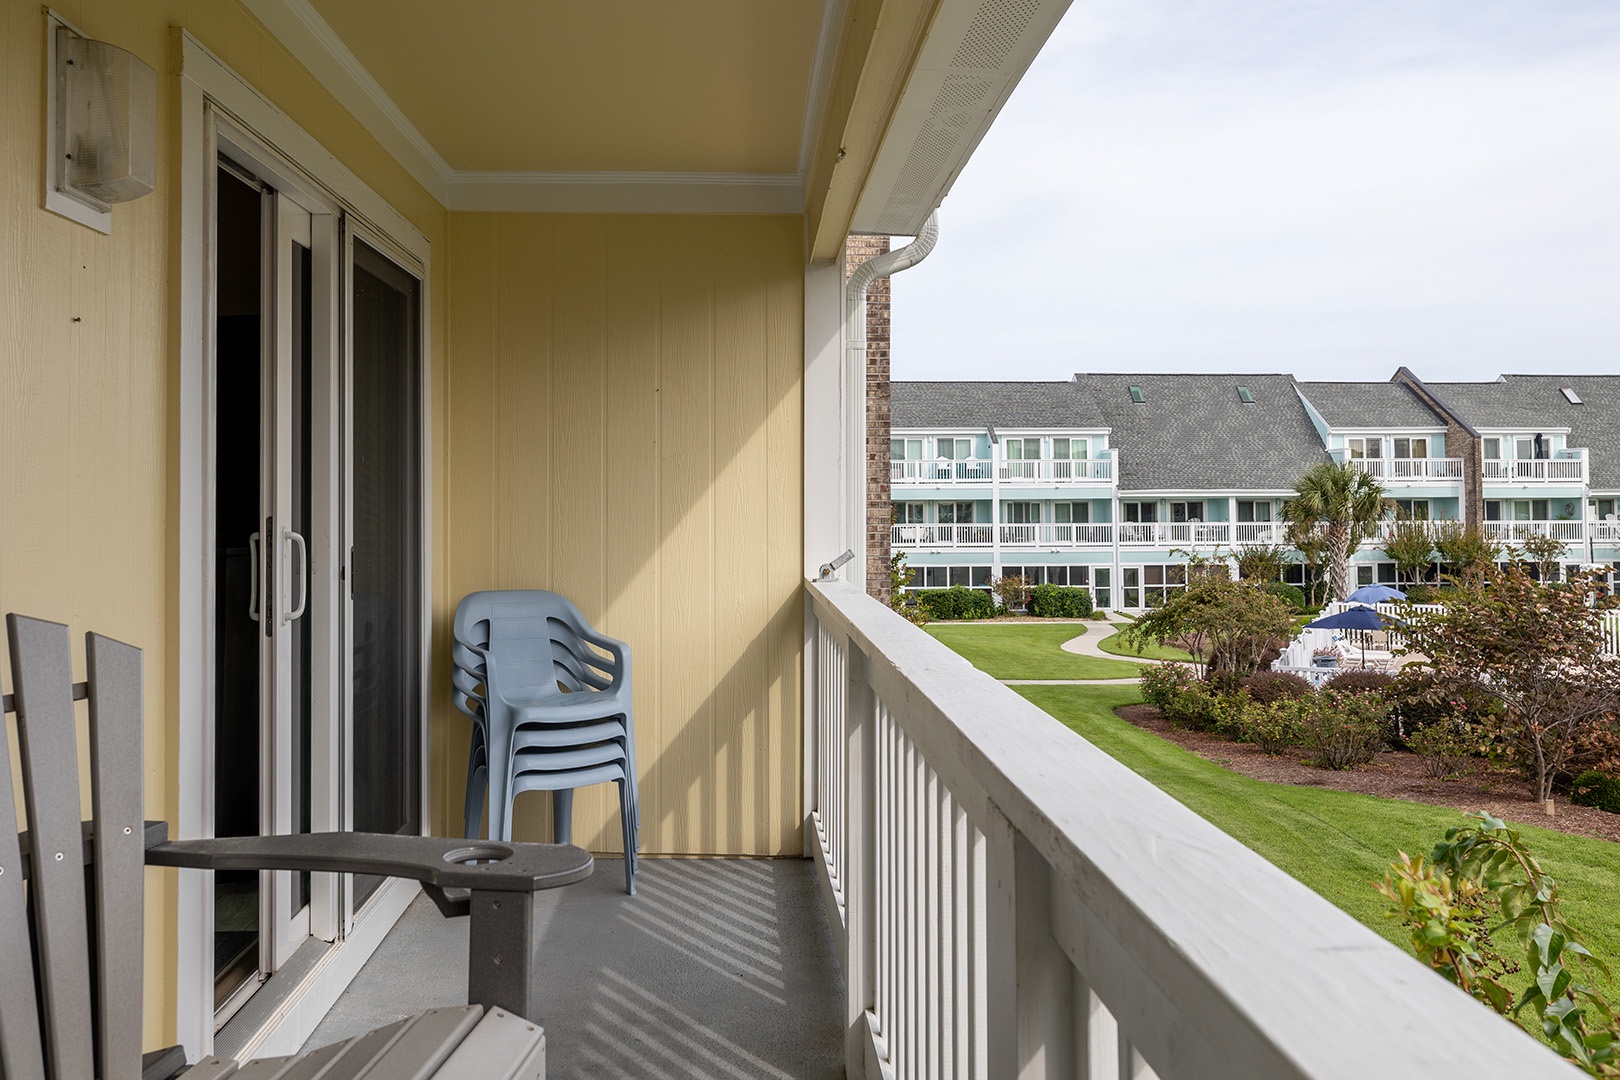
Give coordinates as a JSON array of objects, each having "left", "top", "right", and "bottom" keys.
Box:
[
  {"left": 846, "top": 235, "right": 893, "bottom": 603},
  {"left": 1393, "top": 369, "right": 1484, "bottom": 525}
]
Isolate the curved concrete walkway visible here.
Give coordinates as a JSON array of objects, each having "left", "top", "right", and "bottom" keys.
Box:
[{"left": 999, "top": 616, "right": 1165, "bottom": 687}]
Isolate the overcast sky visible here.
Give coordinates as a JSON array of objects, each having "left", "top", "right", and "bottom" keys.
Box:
[{"left": 891, "top": 0, "right": 1620, "bottom": 383}]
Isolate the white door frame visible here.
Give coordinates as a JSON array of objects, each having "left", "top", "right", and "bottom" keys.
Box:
[{"left": 176, "top": 31, "right": 433, "bottom": 1060}]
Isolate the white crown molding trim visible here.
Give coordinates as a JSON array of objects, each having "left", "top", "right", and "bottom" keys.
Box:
[
  {"left": 797, "top": 0, "right": 847, "bottom": 182},
  {"left": 447, "top": 171, "right": 805, "bottom": 214},
  {"left": 239, "top": 0, "right": 453, "bottom": 204}
]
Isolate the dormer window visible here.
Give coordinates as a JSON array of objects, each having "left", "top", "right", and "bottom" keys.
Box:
[
  {"left": 1128, "top": 385, "right": 1145, "bottom": 404},
  {"left": 1237, "top": 386, "right": 1254, "bottom": 403}
]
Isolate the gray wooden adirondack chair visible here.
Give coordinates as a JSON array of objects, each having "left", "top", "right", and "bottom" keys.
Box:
[{"left": 0, "top": 614, "right": 595, "bottom": 1080}]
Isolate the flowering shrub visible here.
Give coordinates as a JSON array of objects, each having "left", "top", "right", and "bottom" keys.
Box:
[
  {"left": 1300, "top": 689, "right": 1390, "bottom": 769},
  {"left": 1407, "top": 721, "right": 1477, "bottom": 780},
  {"left": 1139, "top": 662, "right": 1197, "bottom": 711},
  {"left": 1236, "top": 698, "right": 1306, "bottom": 755}
]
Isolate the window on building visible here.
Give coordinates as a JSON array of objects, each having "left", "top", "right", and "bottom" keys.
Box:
[
  {"left": 1004, "top": 437, "right": 1041, "bottom": 460},
  {"left": 893, "top": 502, "right": 924, "bottom": 524},
  {"left": 1002, "top": 565, "right": 1092, "bottom": 588},
  {"left": 1393, "top": 437, "right": 1428, "bottom": 459},
  {"left": 1122, "top": 501, "right": 1157, "bottom": 523},
  {"left": 937, "top": 502, "right": 975, "bottom": 524},
  {"left": 1094, "top": 568, "right": 1111, "bottom": 608},
  {"left": 1002, "top": 502, "right": 1040, "bottom": 524},
  {"left": 1594, "top": 498, "right": 1617, "bottom": 519},
  {"left": 1483, "top": 438, "right": 1501, "bottom": 460},
  {"left": 1394, "top": 499, "right": 1431, "bottom": 520},
  {"left": 1053, "top": 502, "right": 1091, "bottom": 524},
  {"left": 1349, "top": 437, "right": 1383, "bottom": 460},
  {"left": 1485, "top": 500, "right": 1503, "bottom": 521},
  {"left": 1129, "top": 385, "right": 1145, "bottom": 404},
  {"left": 1170, "top": 501, "right": 1205, "bottom": 523},
  {"left": 1358, "top": 565, "right": 1375, "bottom": 586},
  {"left": 891, "top": 438, "right": 922, "bottom": 461},
  {"left": 1511, "top": 499, "right": 1550, "bottom": 521},
  {"left": 1237, "top": 386, "right": 1254, "bottom": 404},
  {"left": 1378, "top": 562, "right": 1398, "bottom": 584},
  {"left": 1138, "top": 563, "right": 1189, "bottom": 607},
  {"left": 918, "top": 565, "right": 991, "bottom": 590},
  {"left": 1052, "top": 437, "right": 1088, "bottom": 460},
  {"left": 936, "top": 437, "right": 973, "bottom": 460},
  {"left": 1236, "top": 500, "right": 1271, "bottom": 523}
]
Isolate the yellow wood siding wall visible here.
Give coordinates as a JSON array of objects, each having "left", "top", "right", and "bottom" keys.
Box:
[
  {"left": 0, "top": 0, "right": 448, "bottom": 1046},
  {"left": 444, "top": 213, "right": 804, "bottom": 857}
]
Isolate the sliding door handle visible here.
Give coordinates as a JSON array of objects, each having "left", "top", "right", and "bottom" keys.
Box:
[
  {"left": 284, "top": 528, "right": 309, "bottom": 623},
  {"left": 248, "top": 531, "right": 261, "bottom": 622}
]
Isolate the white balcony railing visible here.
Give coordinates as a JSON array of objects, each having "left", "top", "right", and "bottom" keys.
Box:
[
  {"left": 891, "top": 458, "right": 1114, "bottom": 485},
  {"left": 1482, "top": 457, "right": 1587, "bottom": 483},
  {"left": 891, "top": 459, "right": 995, "bottom": 484},
  {"left": 1348, "top": 457, "right": 1464, "bottom": 481},
  {"left": 805, "top": 579, "right": 1573, "bottom": 1079},
  {"left": 1233, "top": 522, "right": 1284, "bottom": 545},
  {"left": 891, "top": 523, "right": 1113, "bottom": 548},
  {"left": 997, "top": 458, "right": 1114, "bottom": 484},
  {"left": 1118, "top": 522, "right": 1231, "bottom": 546},
  {"left": 1594, "top": 520, "right": 1620, "bottom": 543},
  {"left": 1483, "top": 520, "right": 1584, "bottom": 542}
]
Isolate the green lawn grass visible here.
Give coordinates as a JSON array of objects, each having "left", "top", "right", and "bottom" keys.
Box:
[
  {"left": 1018, "top": 683, "right": 1620, "bottom": 1005},
  {"left": 1095, "top": 630, "right": 1196, "bottom": 662},
  {"left": 923, "top": 623, "right": 1145, "bottom": 681}
]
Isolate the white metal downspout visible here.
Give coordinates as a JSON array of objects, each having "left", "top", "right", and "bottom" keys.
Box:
[{"left": 840, "top": 216, "right": 939, "bottom": 589}]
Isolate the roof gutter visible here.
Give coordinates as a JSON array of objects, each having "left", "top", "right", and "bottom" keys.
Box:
[{"left": 830, "top": 215, "right": 938, "bottom": 586}]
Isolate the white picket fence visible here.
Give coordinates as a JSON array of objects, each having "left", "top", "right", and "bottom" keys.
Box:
[{"left": 1275, "top": 602, "right": 1620, "bottom": 671}]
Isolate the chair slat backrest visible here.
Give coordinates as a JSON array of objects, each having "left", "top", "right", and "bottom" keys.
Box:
[
  {"left": 0, "top": 638, "right": 47, "bottom": 1080},
  {"left": 5, "top": 614, "right": 96, "bottom": 1079},
  {"left": 86, "top": 631, "right": 145, "bottom": 1080}
]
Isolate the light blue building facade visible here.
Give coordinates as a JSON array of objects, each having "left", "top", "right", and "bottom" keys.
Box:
[{"left": 890, "top": 371, "right": 1620, "bottom": 610}]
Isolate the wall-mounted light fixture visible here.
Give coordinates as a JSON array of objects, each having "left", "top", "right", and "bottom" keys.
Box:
[{"left": 45, "top": 11, "right": 157, "bottom": 234}]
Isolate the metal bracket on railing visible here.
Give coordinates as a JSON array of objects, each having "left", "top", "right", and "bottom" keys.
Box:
[{"left": 819, "top": 549, "right": 856, "bottom": 581}]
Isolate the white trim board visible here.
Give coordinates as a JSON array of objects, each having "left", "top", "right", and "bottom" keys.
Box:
[{"left": 239, "top": 0, "right": 840, "bottom": 214}]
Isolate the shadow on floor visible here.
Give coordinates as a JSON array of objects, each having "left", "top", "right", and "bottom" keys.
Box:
[{"left": 305, "top": 857, "right": 845, "bottom": 1079}]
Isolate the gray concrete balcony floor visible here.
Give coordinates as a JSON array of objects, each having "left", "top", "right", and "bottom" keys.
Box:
[{"left": 304, "top": 858, "right": 845, "bottom": 1079}]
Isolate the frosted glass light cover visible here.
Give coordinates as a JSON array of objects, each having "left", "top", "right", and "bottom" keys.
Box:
[{"left": 56, "top": 27, "right": 157, "bottom": 211}]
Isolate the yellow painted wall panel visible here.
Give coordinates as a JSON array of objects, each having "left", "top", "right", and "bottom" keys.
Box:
[{"left": 444, "top": 212, "right": 805, "bottom": 857}]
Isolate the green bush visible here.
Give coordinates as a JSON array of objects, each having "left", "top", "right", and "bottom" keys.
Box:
[
  {"left": 1263, "top": 580, "right": 1309, "bottom": 613},
  {"left": 1388, "top": 669, "right": 1497, "bottom": 745},
  {"left": 915, "top": 586, "right": 994, "bottom": 621},
  {"left": 1243, "top": 670, "right": 1314, "bottom": 704},
  {"left": 1300, "top": 690, "right": 1390, "bottom": 769},
  {"left": 1236, "top": 698, "right": 1306, "bottom": 755},
  {"left": 1571, "top": 771, "right": 1620, "bottom": 814},
  {"left": 1323, "top": 669, "right": 1395, "bottom": 695},
  {"left": 1026, "top": 583, "right": 1094, "bottom": 618},
  {"left": 1406, "top": 721, "right": 1477, "bottom": 780},
  {"left": 1139, "top": 662, "right": 1197, "bottom": 711}
]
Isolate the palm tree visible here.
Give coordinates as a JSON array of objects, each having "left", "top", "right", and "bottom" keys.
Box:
[{"left": 1283, "top": 462, "right": 1389, "bottom": 602}]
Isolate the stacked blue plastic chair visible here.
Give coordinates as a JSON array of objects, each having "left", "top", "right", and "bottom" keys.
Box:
[{"left": 452, "top": 590, "right": 639, "bottom": 894}]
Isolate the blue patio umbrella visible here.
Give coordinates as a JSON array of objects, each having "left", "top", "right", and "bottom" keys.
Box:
[
  {"left": 1305, "top": 605, "right": 1402, "bottom": 667},
  {"left": 1346, "top": 583, "right": 1406, "bottom": 604}
]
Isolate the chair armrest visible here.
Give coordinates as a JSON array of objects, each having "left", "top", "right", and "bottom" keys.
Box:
[{"left": 145, "top": 832, "right": 592, "bottom": 893}]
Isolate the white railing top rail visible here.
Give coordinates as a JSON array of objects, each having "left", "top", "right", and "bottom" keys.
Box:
[{"left": 806, "top": 579, "right": 1571, "bottom": 1078}]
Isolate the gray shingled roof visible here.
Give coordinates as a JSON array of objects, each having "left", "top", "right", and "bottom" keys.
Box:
[
  {"left": 1074, "top": 373, "right": 1328, "bottom": 491},
  {"left": 890, "top": 381, "right": 1103, "bottom": 429},
  {"left": 1430, "top": 376, "right": 1620, "bottom": 490},
  {"left": 1295, "top": 381, "right": 1444, "bottom": 429}
]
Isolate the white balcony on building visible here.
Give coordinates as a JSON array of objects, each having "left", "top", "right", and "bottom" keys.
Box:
[
  {"left": 891, "top": 523, "right": 1114, "bottom": 548},
  {"left": 1482, "top": 451, "right": 1588, "bottom": 483},
  {"left": 1484, "top": 520, "right": 1585, "bottom": 542},
  {"left": 1118, "top": 522, "right": 1233, "bottom": 546},
  {"left": 892, "top": 459, "right": 996, "bottom": 484},
  {"left": 1348, "top": 457, "right": 1464, "bottom": 481},
  {"left": 891, "top": 457, "right": 1114, "bottom": 486}
]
